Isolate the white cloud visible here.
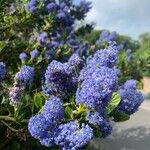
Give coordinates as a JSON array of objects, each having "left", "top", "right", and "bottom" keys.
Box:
[{"left": 86, "top": 0, "right": 150, "bottom": 39}]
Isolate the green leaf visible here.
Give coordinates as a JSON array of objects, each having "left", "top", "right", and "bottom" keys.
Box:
[
  {"left": 0, "top": 41, "right": 6, "bottom": 51},
  {"left": 65, "top": 106, "right": 73, "bottom": 118},
  {"left": 34, "top": 93, "right": 43, "bottom": 108},
  {"left": 113, "top": 111, "right": 130, "bottom": 122},
  {"left": 106, "top": 92, "right": 121, "bottom": 114}
]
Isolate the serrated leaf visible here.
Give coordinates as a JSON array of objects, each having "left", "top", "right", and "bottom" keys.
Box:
[
  {"left": 34, "top": 93, "right": 43, "bottom": 108},
  {"left": 113, "top": 111, "right": 130, "bottom": 122},
  {"left": 106, "top": 92, "right": 121, "bottom": 114}
]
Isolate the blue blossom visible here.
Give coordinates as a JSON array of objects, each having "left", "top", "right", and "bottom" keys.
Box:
[
  {"left": 86, "top": 111, "right": 112, "bottom": 138},
  {"left": 37, "top": 32, "right": 49, "bottom": 44},
  {"left": 15, "top": 66, "right": 34, "bottom": 86},
  {"left": 46, "top": 2, "right": 57, "bottom": 12},
  {"left": 39, "top": 131, "right": 56, "bottom": 147},
  {"left": 30, "top": 49, "right": 39, "bottom": 59},
  {"left": 86, "top": 111, "right": 106, "bottom": 126},
  {"left": 75, "top": 1, "right": 92, "bottom": 20},
  {"left": 42, "top": 82, "right": 69, "bottom": 98},
  {"left": 100, "top": 121, "right": 112, "bottom": 138},
  {"left": 60, "top": 2, "right": 68, "bottom": 12},
  {"left": 28, "top": 114, "right": 51, "bottom": 139},
  {"left": 121, "top": 80, "right": 137, "bottom": 90},
  {"left": 68, "top": 53, "right": 84, "bottom": 70},
  {"left": 43, "top": 96, "right": 64, "bottom": 123},
  {"left": 64, "top": 124, "right": 93, "bottom": 150},
  {"left": 44, "top": 50, "right": 54, "bottom": 60},
  {"left": 25, "top": 0, "right": 37, "bottom": 14},
  {"left": 19, "top": 52, "right": 27, "bottom": 62},
  {"left": 96, "top": 30, "right": 109, "bottom": 45},
  {"left": 87, "top": 48, "right": 119, "bottom": 68},
  {"left": 9, "top": 86, "right": 23, "bottom": 106},
  {"left": 117, "top": 88, "right": 145, "bottom": 115},
  {"left": 43, "top": 60, "right": 76, "bottom": 98},
  {"left": 0, "top": 62, "right": 6, "bottom": 83},
  {"left": 106, "top": 31, "right": 117, "bottom": 42},
  {"left": 56, "top": 11, "right": 66, "bottom": 20},
  {"left": 116, "top": 81, "right": 145, "bottom": 115},
  {"left": 55, "top": 121, "right": 78, "bottom": 146},
  {"left": 44, "top": 60, "right": 67, "bottom": 84},
  {"left": 76, "top": 67, "right": 118, "bottom": 109}
]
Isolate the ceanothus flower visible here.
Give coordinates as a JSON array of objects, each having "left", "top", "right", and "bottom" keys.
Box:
[
  {"left": 116, "top": 80, "right": 145, "bottom": 115},
  {"left": 117, "top": 89, "right": 145, "bottom": 115},
  {"left": 64, "top": 124, "right": 93, "bottom": 150},
  {"left": 37, "top": 32, "right": 49, "bottom": 44},
  {"left": 43, "top": 60, "right": 76, "bottom": 98},
  {"left": 44, "top": 50, "right": 54, "bottom": 60},
  {"left": 39, "top": 130, "right": 56, "bottom": 147},
  {"left": 87, "top": 48, "right": 119, "bottom": 68},
  {"left": 28, "top": 114, "right": 51, "bottom": 139},
  {"left": 30, "top": 49, "right": 39, "bottom": 59},
  {"left": 43, "top": 96, "right": 64, "bottom": 123},
  {"left": 86, "top": 111, "right": 112, "bottom": 138},
  {"left": 68, "top": 53, "right": 84, "bottom": 70},
  {"left": 120, "top": 80, "right": 137, "bottom": 90},
  {"left": 46, "top": 2, "right": 57, "bottom": 12},
  {"left": 74, "top": 0, "right": 92, "bottom": 20},
  {"left": 9, "top": 86, "right": 23, "bottom": 106},
  {"left": 54, "top": 121, "right": 78, "bottom": 146},
  {"left": 44, "top": 60, "right": 68, "bottom": 84},
  {"left": 0, "top": 62, "right": 6, "bottom": 83},
  {"left": 96, "top": 30, "right": 109, "bottom": 45},
  {"left": 76, "top": 67, "right": 118, "bottom": 109},
  {"left": 19, "top": 52, "right": 27, "bottom": 62},
  {"left": 106, "top": 31, "right": 117, "bottom": 42},
  {"left": 25, "top": 0, "right": 37, "bottom": 14},
  {"left": 15, "top": 66, "right": 34, "bottom": 86}
]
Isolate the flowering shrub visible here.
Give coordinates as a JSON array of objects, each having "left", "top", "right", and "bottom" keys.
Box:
[{"left": 0, "top": 0, "right": 145, "bottom": 149}]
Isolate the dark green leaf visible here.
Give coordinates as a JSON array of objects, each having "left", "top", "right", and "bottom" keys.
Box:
[{"left": 113, "top": 111, "right": 130, "bottom": 122}]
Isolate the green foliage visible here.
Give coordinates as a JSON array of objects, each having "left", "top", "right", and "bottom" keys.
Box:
[
  {"left": 117, "top": 50, "right": 144, "bottom": 83},
  {"left": 106, "top": 92, "right": 121, "bottom": 114},
  {"left": 111, "top": 111, "right": 130, "bottom": 122},
  {"left": 83, "top": 30, "right": 101, "bottom": 44},
  {"left": 134, "top": 33, "right": 150, "bottom": 77},
  {"left": 33, "top": 92, "right": 43, "bottom": 108}
]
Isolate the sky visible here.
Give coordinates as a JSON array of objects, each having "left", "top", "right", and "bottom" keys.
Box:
[{"left": 83, "top": 0, "right": 150, "bottom": 39}]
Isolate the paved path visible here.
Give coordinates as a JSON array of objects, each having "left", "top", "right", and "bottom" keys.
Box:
[{"left": 89, "top": 101, "right": 150, "bottom": 150}]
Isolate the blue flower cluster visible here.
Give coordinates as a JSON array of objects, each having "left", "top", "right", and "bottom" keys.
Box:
[
  {"left": 29, "top": 117, "right": 93, "bottom": 149},
  {"left": 116, "top": 80, "right": 145, "bottom": 115},
  {"left": 15, "top": 66, "right": 34, "bottom": 87},
  {"left": 9, "top": 86, "right": 23, "bottom": 106},
  {"left": 25, "top": 0, "right": 37, "bottom": 14},
  {"left": 19, "top": 52, "right": 27, "bottom": 62},
  {"left": 9, "top": 65, "right": 34, "bottom": 106},
  {"left": 76, "top": 66, "right": 118, "bottom": 109},
  {"left": 96, "top": 30, "right": 118, "bottom": 45},
  {"left": 75, "top": 45, "right": 120, "bottom": 139},
  {"left": 25, "top": 0, "right": 91, "bottom": 59},
  {"left": 0, "top": 62, "right": 6, "bottom": 83},
  {"left": 86, "top": 111, "right": 112, "bottom": 138},
  {"left": 28, "top": 96, "right": 64, "bottom": 141},
  {"left": 43, "top": 96, "right": 64, "bottom": 124},
  {"left": 30, "top": 49, "right": 39, "bottom": 59},
  {"left": 43, "top": 54, "right": 84, "bottom": 99},
  {"left": 55, "top": 121, "right": 93, "bottom": 150}
]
